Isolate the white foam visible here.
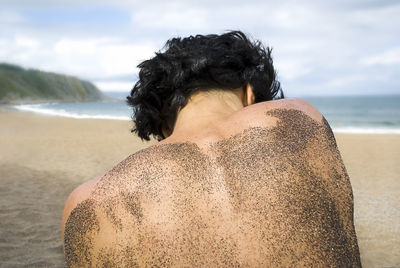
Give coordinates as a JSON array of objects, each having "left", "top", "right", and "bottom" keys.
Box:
[
  {"left": 14, "top": 104, "right": 130, "bottom": 121},
  {"left": 12, "top": 104, "right": 400, "bottom": 134},
  {"left": 333, "top": 127, "right": 400, "bottom": 134}
]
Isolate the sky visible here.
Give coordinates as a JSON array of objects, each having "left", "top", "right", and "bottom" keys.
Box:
[{"left": 0, "top": 0, "right": 399, "bottom": 96}]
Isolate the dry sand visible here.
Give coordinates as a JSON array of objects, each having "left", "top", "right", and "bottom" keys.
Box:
[{"left": 0, "top": 109, "right": 399, "bottom": 267}]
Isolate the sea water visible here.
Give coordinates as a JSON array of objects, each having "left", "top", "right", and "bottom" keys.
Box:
[
  {"left": 13, "top": 93, "right": 400, "bottom": 134},
  {"left": 305, "top": 95, "right": 400, "bottom": 134},
  {"left": 14, "top": 100, "right": 132, "bottom": 120}
]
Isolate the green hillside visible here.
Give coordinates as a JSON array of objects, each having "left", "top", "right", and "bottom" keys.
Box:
[{"left": 0, "top": 63, "right": 110, "bottom": 104}]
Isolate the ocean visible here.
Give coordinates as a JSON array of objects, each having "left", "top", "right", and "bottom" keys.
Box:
[{"left": 12, "top": 93, "right": 400, "bottom": 134}]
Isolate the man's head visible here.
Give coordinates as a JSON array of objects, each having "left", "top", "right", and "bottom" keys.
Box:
[{"left": 127, "top": 30, "right": 283, "bottom": 141}]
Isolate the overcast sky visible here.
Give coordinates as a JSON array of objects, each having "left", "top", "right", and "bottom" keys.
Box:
[{"left": 1, "top": 0, "right": 399, "bottom": 96}]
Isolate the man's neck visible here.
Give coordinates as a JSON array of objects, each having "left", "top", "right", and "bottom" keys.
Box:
[{"left": 171, "top": 89, "right": 245, "bottom": 137}]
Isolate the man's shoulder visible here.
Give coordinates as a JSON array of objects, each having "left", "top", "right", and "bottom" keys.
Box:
[
  {"left": 250, "top": 98, "right": 323, "bottom": 122},
  {"left": 62, "top": 145, "right": 171, "bottom": 214},
  {"left": 227, "top": 98, "right": 325, "bottom": 134},
  {"left": 61, "top": 177, "right": 101, "bottom": 239},
  {"left": 61, "top": 149, "right": 155, "bottom": 241}
]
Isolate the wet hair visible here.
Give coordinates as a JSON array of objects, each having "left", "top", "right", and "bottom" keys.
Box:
[{"left": 127, "top": 30, "right": 283, "bottom": 141}]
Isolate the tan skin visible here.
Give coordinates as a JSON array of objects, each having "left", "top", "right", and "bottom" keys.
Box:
[
  {"left": 61, "top": 85, "right": 255, "bottom": 234},
  {"left": 61, "top": 85, "right": 256, "bottom": 231},
  {"left": 62, "top": 85, "right": 361, "bottom": 267}
]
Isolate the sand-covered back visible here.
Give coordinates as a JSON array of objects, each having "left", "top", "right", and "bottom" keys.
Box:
[{"left": 0, "top": 109, "right": 399, "bottom": 267}]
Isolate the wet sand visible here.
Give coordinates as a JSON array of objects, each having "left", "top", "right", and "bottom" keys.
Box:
[{"left": 0, "top": 109, "right": 399, "bottom": 267}]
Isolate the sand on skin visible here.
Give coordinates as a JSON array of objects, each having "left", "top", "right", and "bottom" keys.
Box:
[{"left": 0, "top": 109, "right": 399, "bottom": 267}]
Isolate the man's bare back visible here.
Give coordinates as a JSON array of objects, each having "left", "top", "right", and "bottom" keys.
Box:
[{"left": 62, "top": 99, "right": 361, "bottom": 267}]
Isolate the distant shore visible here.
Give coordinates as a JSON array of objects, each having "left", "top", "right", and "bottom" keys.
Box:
[
  {"left": 0, "top": 109, "right": 399, "bottom": 267},
  {"left": 0, "top": 62, "right": 110, "bottom": 104}
]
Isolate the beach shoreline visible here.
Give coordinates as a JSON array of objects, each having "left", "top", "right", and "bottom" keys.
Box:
[
  {"left": 4, "top": 94, "right": 400, "bottom": 135},
  {"left": 0, "top": 109, "right": 399, "bottom": 267}
]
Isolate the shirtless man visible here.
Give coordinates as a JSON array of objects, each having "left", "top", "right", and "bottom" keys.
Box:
[{"left": 62, "top": 31, "right": 361, "bottom": 267}]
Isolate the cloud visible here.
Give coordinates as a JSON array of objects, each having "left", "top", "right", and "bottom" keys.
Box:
[
  {"left": 132, "top": 5, "right": 210, "bottom": 30},
  {"left": 0, "top": 10, "right": 25, "bottom": 24},
  {"left": 361, "top": 47, "right": 400, "bottom": 66},
  {"left": 275, "top": 59, "right": 312, "bottom": 81},
  {"left": 0, "top": 0, "right": 399, "bottom": 95},
  {"left": 94, "top": 81, "right": 134, "bottom": 92},
  {"left": 1, "top": 35, "right": 155, "bottom": 80},
  {"left": 53, "top": 39, "right": 156, "bottom": 79}
]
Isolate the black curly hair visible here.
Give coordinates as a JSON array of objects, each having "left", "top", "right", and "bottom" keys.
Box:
[{"left": 127, "top": 30, "right": 283, "bottom": 141}]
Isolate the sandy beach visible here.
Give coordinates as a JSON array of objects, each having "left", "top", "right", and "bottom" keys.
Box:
[{"left": 0, "top": 109, "right": 399, "bottom": 267}]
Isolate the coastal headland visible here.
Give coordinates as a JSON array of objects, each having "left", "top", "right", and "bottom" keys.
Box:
[{"left": 0, "top": 63, "right": 110, "bottom": 104}]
